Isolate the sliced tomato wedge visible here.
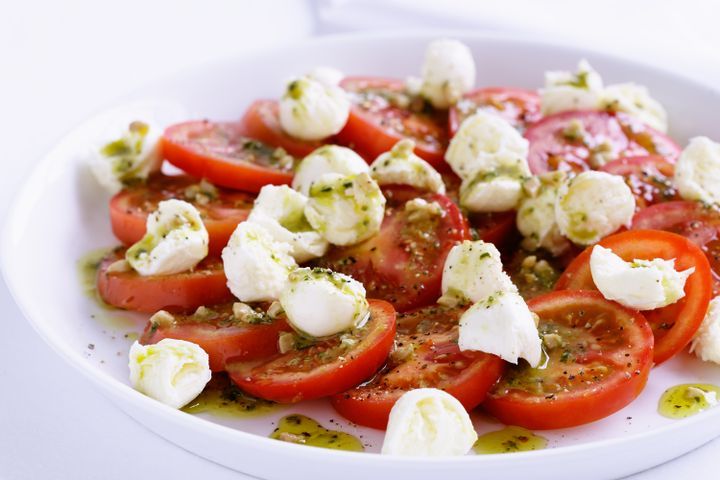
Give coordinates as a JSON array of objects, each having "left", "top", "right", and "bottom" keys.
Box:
[
  {"left": 238, "top": 99, "right": 325, "bottom": 158},
  {"left": 335, "top": 77, "right": 448, "bottom": 168},
  {"left": 632, "top": 201, "right": 720, "bottom": 295},
  {"left": 315, "top": 186, "right": 471, "bottom": 312},
  {"left": 331, "top": 304, "right": 505, "bottom": 430},
  {"left": 600, "top": 155, "right": 678, "bottom": 209},
  {"left": 525, "top": 110, "right": 681, "bottom": 174},
  {"left": 226, "top": 299, "right": 396, "bottom": 403},
  {"left": 468, "top": 211, "right": 517, "bottom": 248},
  {"left": 109, "top": 174, "right": 254, "bottom": 256},
  {"left": 483, "top": 290, "right": 653, "bottom": 430},
  {"left": 162, "top": 120, "right": 295, "bottom": 193},
  {"left": 140, "top": 303, "right": 291, "bottom": 372},
  {"left": 96, "top": 248, "right": 233, "bottom": 313},
  {"left": 449, "top": 87, "right": 541, "bottom": 135},
  {"left": 555, "top": 230, "right": 712, "bottom": 363}
]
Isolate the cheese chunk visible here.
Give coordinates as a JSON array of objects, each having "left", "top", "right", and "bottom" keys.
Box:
[
  {"left": 126, "top": 199, "right": 208, "bottom": 276},
  {"left": 540, "top": 59, "right": 604, "bottom": 115},
  {"left": 381, "top": 388, "right": 477, "bottom": 456},
  {"left": 128, "top": 339, "right": 211, "bottom": 409},
  {"left": 602, "top": 82, "right": 668, "bottom": 133},
  {"left": 292, "top": 145, "right": 369, "bottom": 196},
  {"left": 370, "top": 139, "right": 445, "bottom": 194},
  {"left": 674, "top": 137, "right": 720, "bottom": 206},
  {"left": 516, "top": 172, "right": 571, "bottom": 255},
  {"left": 458, "top": 290, "right": 542, "bottom": 367},
  {"left": 418, "top": 39, "right": 476, "bottom": 109},
  {"left": 221, "top": 222, "right": 297, "bottom": 302},
  {"left": 280, "top": 267, "right": 369, "bottom": 337},
  {"left": 691, "top": 297, "right": 720, "bottom": 364},
  {"left": 279, "top": 76, "right": 350, "bottom": 141}
]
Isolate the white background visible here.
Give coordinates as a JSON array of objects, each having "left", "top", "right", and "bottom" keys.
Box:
[{"left": 1, "top": 0, "right": 719, "bottom": 478}]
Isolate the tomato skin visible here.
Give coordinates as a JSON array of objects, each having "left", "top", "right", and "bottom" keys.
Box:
[
  {"left": 238, "top": 99, "right": 324, "bottom": 157},
  {"left": 483, "top": 290, "right": 654, "bottom": 430},
  {"left": 162, "top": 120, "right": 294, "bottom": 193},
  {"left": 469, "top": 211, "right": 517, "bottom": 247},
  {"left": 556, "top": 230, "right": 712, "bottom": 364},
  {"left": 449, "top": 87, "right": 541, "bottom": 136},
  {"left": 600, "top": 155, "right": 678, "bottom": 209},
  {"left": 96, "top": 249, "right": 233, "bottom": 313},
  {"left": 109, "top": 175, "right": 254, "bottom": 256},
  {"left": 335, "top": 77, "right": 448, "bottom": 168},
  {"left": 227, "top": 300, "right": 396, "bottom": 403}
]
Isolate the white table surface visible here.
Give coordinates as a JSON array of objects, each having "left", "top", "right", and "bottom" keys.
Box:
[{"left": 2, "top": 1, "right": 719, "bottom": 478}]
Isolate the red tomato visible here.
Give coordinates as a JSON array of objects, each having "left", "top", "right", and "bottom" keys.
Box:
[
  {"left": 162, "top": 120, "right": 295, "bottom": 193},
  {"left": 226, "top": 300, "right": 396, "bottom": 403},
  {"left": 140, "top": 303, "right": 291, "bottom": 372},
  {"left": 238, "top": 99, "right": 325, "bottom": 158},
  {"left": 96, "top": 248, "right": 233, "bottom": 313},
  {"left": 335, "top": 77, "right": 448, "bottom": 168},
  {"left": 331, "top": 304, "right": 505, "bottom": 430},
  {"left": 525, "top": 111, "right": 681, "bottom": 174},
  {"left": 600, "top": 155, "right": 678, "bottom": 209},
  {"left": 468, "top": 211, "right": 517, "bottom": 247},
  {"left": 483, "top": 290, "right": 653, "bottom": 430},
  {"left": 555, "top": 230, "right": 712, "bottom": 364},
  {"left": 109, "top": 174, "right": 254, "bottom": 256},
  {"left": 315, "top": 186, "right": 471, "bottom": 312},
  {"left": 449, "top": 87, "right": 542, "bottom": 136},
  {"left": 632, "top": 201, "right": 720, "bottom": 295}
]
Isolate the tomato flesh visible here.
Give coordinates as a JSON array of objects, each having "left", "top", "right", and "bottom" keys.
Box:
[
  {"left": 600, "top": 155, "right": 678, "bottom": 209},
  {"left": 449, "top": 87, "right": 542, "bottom": 135}
]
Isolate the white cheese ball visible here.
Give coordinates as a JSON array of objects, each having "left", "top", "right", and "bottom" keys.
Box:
[
  {"left": 370, "top": 139, "right": 445, "bottom": 193},
  {"left": 279, "top": 76, "right": 350, "bottom": 141},
  {"left": 292, "top": 145, "right": 369, "bottom": 196},
  {"left": 674, "top": 137, "right": 720, "bottom": 206},
  {"left": 419, "top": 39, "right": 476, "bottom": 109},
  {"left": 458, "top": 290, "right": 542, "bottom": 367},
  {"left": 438, "top": 240, "right": 517, "bottom": 307},
  {"left": 128, "top": 339, "right": 211, "bottom": 409},
  {"left": 540, "top": 59, "right": 604, "bottom": 115},
  {"left": 691, "top": 296, "right": 720, "bottom": 364},
  {"left": 126, "top": 199, "right": 209, "bottom": 276},
  {"left": 221, "top": 222, "right": 297, "bottom": 302},
  {"left": 516, "top": 172, "right": 571, "bottom": 255},
  {"left": 602, "top": 82, "right": 668, "bottom": 133},
  {"left": 590, "top": 245, "right": 694, "bottom": 310},
  {"left": 89, "top": 120, "right": 161, "bottom": 194},
  {"left": 280, "top": 267, "right": 369, "bottom": 337},
  {"left": 304, "top": 172, "right": 386, "bottom": 246},
  {"left": 381, "top": 388, "right": 477, "bottom": 456},
  {"left": 555, "top": 171, "right": 635, "bottom": 245},
  {"left": 247, "top": 185, "right": 328, "bottom": 262},
  {"left": 459, "top": 174, "right": 524, "bottom": 213}
]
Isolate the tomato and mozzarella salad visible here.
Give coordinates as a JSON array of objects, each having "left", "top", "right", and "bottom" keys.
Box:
[{"left": 84, "top": 38, "right": 720, "bottom": 456}]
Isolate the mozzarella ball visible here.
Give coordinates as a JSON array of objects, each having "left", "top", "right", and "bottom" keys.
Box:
[
  {"left": 516, "top": 172, "right": 571, "bottom": 255},
  {"left": 540, "top": 59, "right": 604, "bottom": 115},
  {"left": 247, "top": 185, "right": 328, "bottom": 262},
  {"left": 279, "top": 76, "right": 350, "bottom": 141},
  {"left": 602, "top": 82, "right": 668, "bottom": 133},
  {"left": 304, "top": 172, "right": 386, "bottom": 246},
  {"left": 419, "top": 39, "right": 476, "bottom": 109},
  {"left": 128, "top": 339, "right": 211, "bottom": 409},
  {"left": 590, "top": 245, "right": 694, "bottom": 310},
  {"left": 370, "top": 139, "right": 445, "bottom": 193},
  {"left": 555, "top": 171, "right": 635, "bottom": 245},
  {"left": 381, "top": 388, "right": 477, "bottom": 457},
  {"left": 221, "top": 222, "right": 297, "bottom": 302},
  {"left": 458, "top": 290, "right": 542, "bottom": 367},
  {"left": 280, "top": 267, "right": 369, "bottom": 337},
  {"left": 674, "top": 137, "right": 720, "bottom": 206},
  {"left": 438, "top": 240, "right": 517, "bottom": 307},
  {"left": 292, "top": 145, "right": 369, "bottom": 196},
  {"left": 308, "top": 66, "right": 344, "bottom": 86},
  {"left": 691, "top": 297, "right": 720, "bottom": 364},
  {"left": 459, "top": 174, "right": 524, "bottom": 213},
  {"left": 126, "top": 199, "right": 209, "bottom": 276}
]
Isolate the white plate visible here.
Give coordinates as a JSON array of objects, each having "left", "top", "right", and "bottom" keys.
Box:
[{"left": 4, "top": 31, "right": 720, "bottom": 480}]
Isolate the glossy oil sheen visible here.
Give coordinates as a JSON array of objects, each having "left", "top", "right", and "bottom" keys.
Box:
[
  {"left": 474, "top": 426, "right": 548, "bottom": 454},
  {"left": 658, "top": 384, "right": 720, "bottom": 419},
  {"left": 270, "top": 414, "right": 364, "bottom": 452},
  {"left": 183, "top": 375, "right": 280, "bottom": 418}
]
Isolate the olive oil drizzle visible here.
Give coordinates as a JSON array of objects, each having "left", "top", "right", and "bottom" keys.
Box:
[
  {"left": 271, "top": 414, "right": 364, "bottom": 452},
  {"left": 77, "top": 247, "right": 114, "bottom": 305},
  {"left": 658, "top": 383, "right": 720, "bottom": 419},
  {"left": 473, "top": 426, "right": 548, "bottom": 454},
  {"left": 183, "top": 376, "right": 279, "bottom": 418}
]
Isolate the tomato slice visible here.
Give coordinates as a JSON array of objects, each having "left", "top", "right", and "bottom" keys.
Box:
[
  {"left": 600, "top": 155, "right": 678, "bottom": 209},
  {"left": 632, "top": 201, "right": 720, "bottom": 295},
  {"left": 331, "top": 304, "right": 505, "bottom": 430},
  {"left": 109, "top": 174, "right": 254, "bottom": 256},
  {"left": 238, "top": 99, "right": 325, "bottom": 158},
  {"left": 162, "top": 120, "right": 295, "bottom": 193},
  {"left": 226, "top": 299, "right": 396, "bottom": 403},
  {"left": 555, "top": 230, "right": 712, "bottom": 363},
  {"left": 449, "top": 87, "right": 542, "bottom": 136},
  {"left": 96, "top": 248, "right": 233, "bottom": 313},
  {"left": 335, "top": 77, "right": 448, "bottom": 168},
  {"left": 468, "top": 211, "right": 517, "bottom": 247},
  {"left": 483, "top": 290, "right": 653, "bottom": 430},
  {"left": 525, "top": 111, "right": 681, "bottom": 174},
  {"left": 315, "top": 186, "right": 471, "bottom": 312}
]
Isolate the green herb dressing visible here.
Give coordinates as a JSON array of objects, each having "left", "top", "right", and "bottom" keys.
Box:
[
  {"left": 473, "top": 426, "right": 548, "bottom": 454},
  {"left": 270, "top": 414, "right": 364, "bottom": 452},
  {"left": 658, "top": 384, "right": 720, "bottom": 419},
  {"left": 183, "top": 376, "right": 280, "bottom": 418}
]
